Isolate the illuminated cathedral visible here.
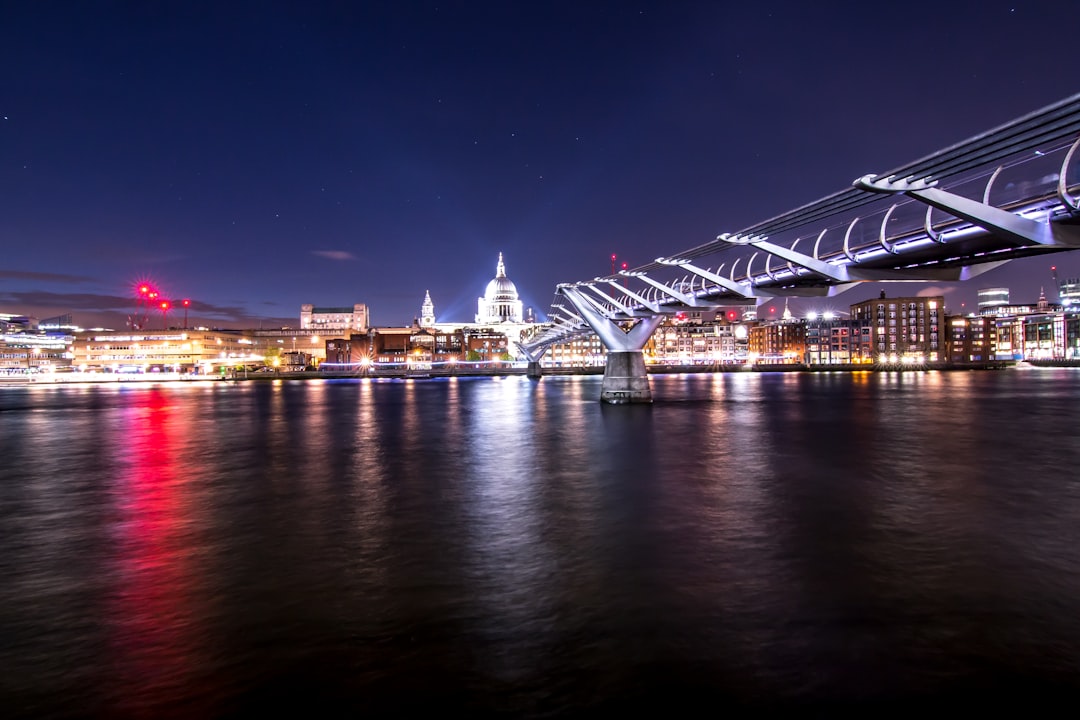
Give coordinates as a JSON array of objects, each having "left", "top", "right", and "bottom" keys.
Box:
[{"left": 476, "top": 252, "right": 523, "bottom": 324}]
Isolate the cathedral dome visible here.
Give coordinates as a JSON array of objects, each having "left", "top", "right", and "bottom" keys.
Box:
[
  {"left": 476, "top": 252, "right": 524, "bottom": 324},
  {"left": 485, "top": 275, "right": 518, "bottom": 302}
]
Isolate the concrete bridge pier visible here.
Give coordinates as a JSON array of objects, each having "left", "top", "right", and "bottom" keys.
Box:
[
  {"left": 526, "top": 361, "right": 543, "bottom": 379},
  {"left": 601, "top": 351, "right": 652, "bottom": 404}
]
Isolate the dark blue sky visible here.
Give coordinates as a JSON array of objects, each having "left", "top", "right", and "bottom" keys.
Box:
[{"left": 2, "top": 1, "right": 1079, "bottom": 329}]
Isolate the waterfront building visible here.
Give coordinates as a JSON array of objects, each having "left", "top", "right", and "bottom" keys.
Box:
[
  {"left": 251, "top": 328, "right": 333, "bottom": 366},
  {"left": 300, "top": 303, "right": 370, "bottom": 333},
  {"left": 1008, "top": 308, "right": 1080, "bottom": 360},
  {"left": 72, "top": 328, "right": 264, "bottom": 374},
  {"left": 804, "top": 313, "right": 857, "bottom": 365},
  {"left": 546, "top": 334, "right": 606, "bottom": 367},
  {"left": 325, "top": 326, "right": 468, "bottom": 368},
  {"left": 0, "top": 331, "right": 72, "bottom": 375},
  {"left": 850, "top": 293, "right": 944, "bottom": 363},
  {"left": 948, "top": 314, "right": 994, "bottom": 364},
  {"left": 649, "top": 318, "right": 737, "bottom": 365},
  {"left": 747, "top": 321, "right": 805, "bottom": 364},
  {"left": 466, "top": 328, "right": 511, "bottom": 363}
]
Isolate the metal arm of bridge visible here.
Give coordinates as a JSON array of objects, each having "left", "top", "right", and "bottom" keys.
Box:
[
  {"left": 655, "top": 257, "right": 768, "bottom": 298},
  {"left": 717, "top": 233, "right": 1004, "bottom": 283},
  {"left": 853, "top": 173, "right": 1080, "bottom": 249},
  {"left": 579, "top": 280, "right": 656, "bottom": 318},
  {"left": 620, "top": 270, "right": 721, "bottom": 309},
  {"left": 596, "top": 278, "right": 663, "bottom": 314}
]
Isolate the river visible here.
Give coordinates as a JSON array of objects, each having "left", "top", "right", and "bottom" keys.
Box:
[{"left": 2, "top": 370, "right": 1080, "bottom": 717}]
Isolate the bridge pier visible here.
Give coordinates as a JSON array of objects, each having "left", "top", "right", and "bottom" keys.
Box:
[
  {"left": 600, "top": 351, "right": 652, "bottom": 404},
  {"left": 526, "top": 360, "right": 543, "bottom": 379},
  {"left": 547, "top": 286, "right": 665, "bottom": 403}
]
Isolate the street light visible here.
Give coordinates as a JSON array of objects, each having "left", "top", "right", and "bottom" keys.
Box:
[{"left": 182, "top": 298, "right": 190, "bottom": 329}]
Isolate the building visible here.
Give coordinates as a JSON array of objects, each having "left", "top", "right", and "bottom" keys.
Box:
[
  {"left": 947, "top": 314, "right": 994, "bottom": 364},
  {"left": 252, "top": 328, "right": 334, "bottom": 366},
  {"left": 466, "top": 328, "right": 511, "bottom": 362},
  {"left": 300, "top": 304, "right": 370, "bottom": 333},
  {"left": 649, "top": 317, "right": 737, "bottom": 365},
  {"left": 748, "top": 321, "right": 805, "bottom": 364},
  {"left": 1059, "top": 278, "right": 1080, "bottom": 308},
  {"left": 977, "top": 287, "right": 1010, "bottom": 315},
  {"left": 804, "top": 313, "right": 857, "bottom": 365},
  {"left": 476, "top": 253, "right": 523, "bottom": 324},
  {"left": 0, "top": 329, "right": 73, "bottom": 375},
  {"left": 419, "top": 291, "right": 435, "bottom": 328},
  {"left": 546, "top": 334, "right": 606, "bottom": 367},
  {"left": 71, "top": 328, "right": 265, "bottom": 374},
  {"left": 850, "top": 293, "right": 944, "bottom": 363},
  {"left": 417, "top": 257, "right": 538, "bottom": 360}
]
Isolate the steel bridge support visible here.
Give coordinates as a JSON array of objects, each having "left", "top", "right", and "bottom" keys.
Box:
[{"left": 560, "top": 286, "right": 664, "bottom": 404}]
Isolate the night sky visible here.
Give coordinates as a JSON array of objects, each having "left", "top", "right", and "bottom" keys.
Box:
[{"left": 2, "top": 1, "right": 1079, "bottom": 330}]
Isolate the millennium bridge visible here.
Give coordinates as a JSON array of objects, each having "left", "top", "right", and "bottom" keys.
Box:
[{"left": 519, "top": 92, "right": 1080, "bottom": 403}]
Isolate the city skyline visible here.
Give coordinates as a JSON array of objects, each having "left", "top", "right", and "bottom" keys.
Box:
[{"left": 3, "top": 2, "right": 1080, "bottom": 330}]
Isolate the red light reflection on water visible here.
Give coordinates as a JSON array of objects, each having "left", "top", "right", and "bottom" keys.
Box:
[{"left": 106, "top": 387, "right": 208, "bottom": 715}]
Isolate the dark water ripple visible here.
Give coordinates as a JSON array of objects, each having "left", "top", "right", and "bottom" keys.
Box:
[{"left": 3, "top": 370, "right": 1080, "bottom": 717}]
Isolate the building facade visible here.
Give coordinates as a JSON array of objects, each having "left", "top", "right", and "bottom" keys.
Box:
[
  {"left": 850, "top": 293, "right": 944, "bottom": 363},
  {"left": 947, "top": 315, "right": 994, "bottom": 364},
  {"left": 300, "top": 304, "right": 370, "bottom": 333},
  {"left": 748, "top": 321, "right": 806, "bottom": 364},
  {"left": 804, "top": 315, "right": 857, "bottom": 365},
  {"left": 71, "top": 329, "right": 264, "bottom": 374}
]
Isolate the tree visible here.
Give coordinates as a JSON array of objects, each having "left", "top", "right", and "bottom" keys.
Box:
[{"left": 263, "top": 346, "right": 281, "bottom": 367}]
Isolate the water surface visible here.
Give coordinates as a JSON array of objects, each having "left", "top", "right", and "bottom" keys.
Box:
[{"left": 3, "top": 370, "right": 1080, "bottom": 717}]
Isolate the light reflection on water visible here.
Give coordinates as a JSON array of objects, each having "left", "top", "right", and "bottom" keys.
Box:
[{"left": 3, "top": 371, "right": 1080, "bottom": 716}]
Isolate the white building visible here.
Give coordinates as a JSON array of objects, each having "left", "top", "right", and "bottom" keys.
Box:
[
  {"left": 300, "top": 304, "right": 370, "bottom": 333},
  {"left": 476, "top": 253, "right": 523, "bottom": 324}
]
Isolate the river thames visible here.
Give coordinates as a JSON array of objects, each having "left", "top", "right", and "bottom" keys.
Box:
[{"left": 2, "top": 369, "right": 1080, "bottom": 717}]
